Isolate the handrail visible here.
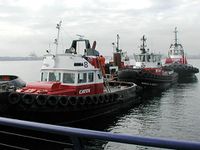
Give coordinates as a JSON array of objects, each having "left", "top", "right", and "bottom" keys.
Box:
[{"left": 0, "top": 117, "right": 200, "bottom": 150}]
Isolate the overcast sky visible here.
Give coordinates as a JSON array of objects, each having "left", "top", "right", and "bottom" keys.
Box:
[{"left": 0, "top": 0, "right": 200, "bottom": 57}]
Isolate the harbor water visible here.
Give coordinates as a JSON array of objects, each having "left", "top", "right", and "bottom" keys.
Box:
[{"left": 0, "top": 59, "right": 200, "bottom": 149}]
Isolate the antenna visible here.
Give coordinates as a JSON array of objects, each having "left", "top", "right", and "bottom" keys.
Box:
[
  {"left": 76, "top": 34, "right": 85, "bottom": 40},
  {"left": 54, "top": 20, "right": 62, "bottom": 55}
]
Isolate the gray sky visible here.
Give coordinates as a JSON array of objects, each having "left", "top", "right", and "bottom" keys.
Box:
[{"left": 0, "top": 0, "right": 200, "bottom": 57}]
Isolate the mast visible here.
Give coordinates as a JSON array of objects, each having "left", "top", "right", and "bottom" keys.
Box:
[
  {"left": 116, "top": 34, "right": 120, "bottom": 53},
  {"left": 113, "top": 34, "right": 122, "bottom": 69},
  {"left": 54, "top": 21, "right": 62, "bottom": 55},
  {"left": 174, "top": 27, "right": 178, "bottom": 46},
  {"left": 140, "top": 35, "right": 147, "bottom": 54}
]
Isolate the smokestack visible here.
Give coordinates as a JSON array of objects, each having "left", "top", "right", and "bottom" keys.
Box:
[
  {"left": 113, "top": 52, "right": 122, "bottom": 69},
  {"left": 92, "top": 41, "right": 96, "bottom": 49}
]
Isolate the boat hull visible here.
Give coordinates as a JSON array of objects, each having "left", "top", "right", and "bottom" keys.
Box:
[
  {"left": 163, "top": 63, "right": 199, "bottom": 81},
  {"left": 118, "top": 69, "right": 178, "bottom": 89},
  {"left": 0, "top": 81, "right": 142, "bottom": 124}
]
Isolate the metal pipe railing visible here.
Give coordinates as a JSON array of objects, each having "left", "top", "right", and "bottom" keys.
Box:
[{"left": 0, "top": 117, "right": 200, "bottom": 150}]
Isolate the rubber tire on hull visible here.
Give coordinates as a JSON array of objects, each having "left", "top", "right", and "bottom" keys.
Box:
[
  {"left": 22, "top": 94, "right": 34, "bottom": 105},
  {"left": 36, "top": 95, "right": 47, "bottom": 106},
  {"left": 47, "top": 95, "right": 58, "bottom": 106},
  {"left": 58, "top": 96, "right": 69, "bottom": 106},
  {"left": 8, "top": 92, "right": 21, "bottom": 105}
]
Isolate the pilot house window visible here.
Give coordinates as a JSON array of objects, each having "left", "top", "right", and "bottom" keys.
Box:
[
  {"left": 63, "top": 73, "right": 75, "bottom": 83},
  {"left": 88, "top": 72, "right": 94, "bottom": 82},
  {"left": 41, "top": 72, "right": 48, "bottom": 81},
  {"left": 78, "top": 73, "right": 87, "bottom": 83},
  {"left": 49, "top": 72, "right": 61, "bottom": 82}
]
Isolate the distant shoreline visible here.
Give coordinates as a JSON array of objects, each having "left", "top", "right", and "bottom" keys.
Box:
[
  {"left": 0, "top": 56, "right": 199, "bottom": 61},
  {"left": 0, "top": 57, "right": 43, "bottom": 61}
]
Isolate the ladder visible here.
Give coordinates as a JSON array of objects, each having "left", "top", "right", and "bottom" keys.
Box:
[{"left": 104, "top": 77, "right": 111, "bottom": 93}]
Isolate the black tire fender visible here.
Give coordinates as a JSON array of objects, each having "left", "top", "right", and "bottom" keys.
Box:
[
  {"left": 68, "top": 96, "right": 77, "bottom": 106},
  {"left": 22, "top": 94, "right": 34, "bottom": 105},
  {"left": 98, "top": 95, "right": 104, "bottom": 104},
  {"left": 92, "top": 96, "right": 98, "bottom": 105},
  {"left": 47, "top": 95, "right": 58, "bottom": 106},
  {"left": 85, "top": 96, "right": 93, "bottom": 105},
  {"left": 58, "top": 96, "right": 68, "bottom": 106},
  {"left": 78, "top": 96, "right": 86, "bottom": 106},
  {"left": 36, "top": 95, "right": 47, "bottom": 106},
  {"left": 8, "top": 92, "right": 21, "bottom": 105}
]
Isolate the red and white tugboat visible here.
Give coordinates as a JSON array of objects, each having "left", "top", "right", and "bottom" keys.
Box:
[
  {"left": 164, "top": 27, "right": 199, "bottom": 80},
  {"left": 118, "top": 35, "right": 178, "bottom": 89},
  {"left": 2, "top": 22, "right": 141, "bottom": 124}
]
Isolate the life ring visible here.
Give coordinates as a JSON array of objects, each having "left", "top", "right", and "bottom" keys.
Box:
[
  {"left": 58, "top": 96, "right": 68, "bottom": 106},
  {"left": 8, "top": 92, "right": 20, "bottom": 104},
  {"left": 36, "top": 95, "right": 47, "bottom": 106},
  {"left": 22, "top": 94, "right": 34, "bottom": 105},
  {"left": 68, "top": 96, "right": 77, "bottom": 106},
  {"left": 47, "top": 95, "right": 58, "bottom": 106}
]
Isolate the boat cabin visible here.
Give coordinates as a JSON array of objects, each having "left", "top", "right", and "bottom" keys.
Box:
[
  {"left": 165, "top": 27, "right": 187, "bottom": 64},
  {"left": 19, "top": 52, "right": 105, "bottom": 96},
  {"left": 134, "top": 53, "right": 162, "bottom": 68},
  {"left": 40, "top": 53, "right": 104, "bottom": 95},
  {"left": 41, "top": 54, "right": 103, "bottom": 84},
  {"left": 168, "top": 44, "right": 184, "bottom": 59},
  {"left": 133, "top": 35, "right": 162, "bottom": 69}
]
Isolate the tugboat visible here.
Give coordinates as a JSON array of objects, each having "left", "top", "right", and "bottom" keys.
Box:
[
  {"left": 0, "top": 75, "right": 25, "bottom": 93},
  {"left": 164, "top": 27, "right": 199, "bottom": 80},
  {"left": 0, "top": 75, "right": 25, "bottom": 111},
  {"left": 118, "top": 35, "right": 178, "bottom": 89},
  {"left": 105, "top": 34, "right": 132, "bottom": 79},
  {"left": 0, "top": 22, "right": 141, "bottom": 124}
]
